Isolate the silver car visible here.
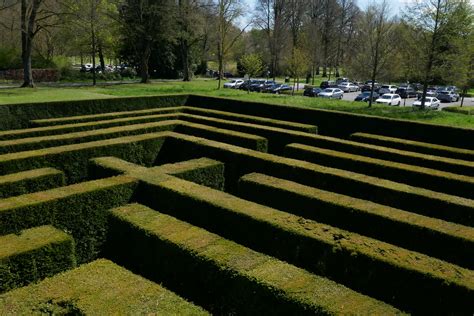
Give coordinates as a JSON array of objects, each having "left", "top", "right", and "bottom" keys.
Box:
[
  {"left": 318, "top": 88, "right": 344, "bottom": 99},
  {"left": 338, "top": 82, "right": 359, "bottom": 92}
]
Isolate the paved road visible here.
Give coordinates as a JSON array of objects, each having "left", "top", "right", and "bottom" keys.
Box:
[{"left": 340, "top": 91, "right": 474, "bottom": 109}]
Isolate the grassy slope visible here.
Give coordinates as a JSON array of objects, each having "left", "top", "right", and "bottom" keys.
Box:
[{"left": 0, "top": 79, "right": 473, "bottom": 128}]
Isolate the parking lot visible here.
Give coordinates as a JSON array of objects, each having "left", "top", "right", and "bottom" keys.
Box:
[{"left": 340, "top": 91, "right": 474, "bottom": 109}]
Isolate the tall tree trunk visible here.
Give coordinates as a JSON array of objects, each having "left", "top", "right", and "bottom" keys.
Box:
[
  {"left": 91, "top": 24, "right": 97, "bottom": 86},
  {"left": 181, "top": 39, "right": 190, "bottom": 81},
  {"left": 140, "top": 41, "right": 152, "bottom": 83},
  {"left": 98, "top": 41, "right": 106, "bottom": 74},
  {"left": 20, "top": 0, "right": 40, "bottom": 88}
]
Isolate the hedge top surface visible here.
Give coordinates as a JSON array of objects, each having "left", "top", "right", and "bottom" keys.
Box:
[
  {"left": 152, "top": 175, "right": 474, "bottom": 289},
  {"left": 0, "top": 259, "right": 209, "bottom": 315},
  {"left": 111, "top": 203, "right": 404, "bottom": 315},
  {"left": 0, "top": 168, "right": 62, "bottom": 184},
  {"left": 0, "top": 225, "right": 71, "bottom": 259}
]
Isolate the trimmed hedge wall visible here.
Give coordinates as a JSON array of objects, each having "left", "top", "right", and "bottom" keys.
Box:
[
  {"left": 134, "top": 176, "right": 474, "bottom": 314},
  {"left": 351, "top": 132, "right": 474, "bottom": 161},
  {"left": 284, "top": 143, "right": 474, "bottom": 199},
  {"left": 0, "top": 132, "right": 168, "bottom": 183},
  {"left": 156, "top": 133, "right": 474, "bottom": 227},
  {"left": 0, "top": 176, "right": 138, "bottom": 263},
  {"left": 188, "top": 95, "right": 474, "bottom": 149},
  {"left": 0, "top": 94, "right": 188, "bottom": 131},
  {"left": 30, "top": 106, "right": 184, "bottom": 127},
  {"left": 90, "top": 156, "right": 225, "bottom": 190},
  {"left": 0, "top": 113, "right": 179, "bottom": 141},
  {"left": 238, "top": 173, "right": 474, "bottom": 269},
  {"left": 0, "top": 225, "right": 76, "bottom": 293},
  {"left": 0, "top": 121, "right": 177, "bottom": 154},
  {"left": 106, "top": 203, "right": 402, "bottom": 315},
  {"left": 0, "top": 259, "right": 209, "bottom": 315},
  {"left": 0, "top": 168, "right": 65, "bottom": 198},
  {"left": 183, "top": 106, "right": 318, "bottom": 133}
]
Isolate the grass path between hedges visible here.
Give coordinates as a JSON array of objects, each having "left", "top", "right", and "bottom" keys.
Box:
[{"left": 1, "top": 79, "right": 473, "bottom": 129}]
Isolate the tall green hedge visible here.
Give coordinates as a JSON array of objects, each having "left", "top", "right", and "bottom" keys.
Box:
[
  {"left": 0, "top": 225, "right": 76, "bottom": 293},
  {"left": 0, "top": 168, "right": 64, "bottom": 198}
]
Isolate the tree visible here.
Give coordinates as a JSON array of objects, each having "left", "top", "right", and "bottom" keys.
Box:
[
  {"left": 347, "top": 0, "right": 394, "bottom": 107},
  {"left": 215, "top": 0, "right": 247, "bottom": 89},
  {"left": 285, "top": 47, "right": 308, "bottom": 94},
  {"left": 120, "top": 0, "right": 175, "bottom": 83},
  {"left": 239, "top": 53, "right": 263, "bottom": 93}
]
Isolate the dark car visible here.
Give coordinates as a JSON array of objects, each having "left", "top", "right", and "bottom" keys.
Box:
[
  {"left": 336, "top": 77, "right": 349, "bottom": 84},
  {"left": 396, "top": 86, "right": 418, "bottom": 98},
  {"left": 303, "top": 87, "right": 323, "bottom": 97},
  {"left": 249, "top": 80, "right": 275, "bottom": 92},
  {"left": 361, "top": 81, "right": 380, "bottom": 92},
  {"left": 320, "top": 81, "right": 337, "bottom": 89},
  {"left": 239, "top": 79, "right": 258, "bottom": 91},
  {"left": 354, "top": 91, "right": 379, "bottom": 102},
  {"left": 271, "top": 84, "right": 292, "bottom": 94},
  {"left": 437, "top": 90, "right": 460, "bottom": 102}
]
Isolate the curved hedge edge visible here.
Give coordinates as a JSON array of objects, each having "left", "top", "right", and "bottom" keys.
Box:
[
  {"left": 157, "top": 132, "right": 474, "bottom": 227},
  {"left": 284, "top": 142, "right": 474, "bottom": 199},
  {"left": 106, "top": 203, "right": 403, "bottom": 315},
  {"left": 175, "top": 121, "right": 268, "bottom": 152},
  {"left": 0, "top": 168, "right": 65, "bottom": 199},
  {"left": 0, "top": 113, "right": 180, "bottom": 141},
  {"left": 350, "top": 132, "right": 474, "bottom": 161},
  {"left": 0, "top": 94, "right": 189, "bottom": 131},
  {"left": 442, "top": 106, "right": 474, "bottom": 116},
  {"left": 0, "top": 121, "right": 178, "bottom": 154},
  {"left": 0, "top": 176, "right": 138, "bottom": 263},
  {"left": 30, "top": 106, "right": 185, "bottom": 127},
  {"left": 135, "top": 176, "right": 474, "bottom": 314},
  {"left": 0, "top": 225, "right": 76, "bottom": 293},
  {"left": 238, "top": 172, "right": 474, "bottom": 269},
  {"left": 183, "top": 106, "right": 318, "bottom": 133},
  {"left": 0, "top": 258, "right": 209, "bottom": 315}
]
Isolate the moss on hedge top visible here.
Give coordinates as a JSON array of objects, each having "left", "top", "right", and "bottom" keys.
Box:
[{"left": 0, "top": 168, "right": 62, "bottom": 185}]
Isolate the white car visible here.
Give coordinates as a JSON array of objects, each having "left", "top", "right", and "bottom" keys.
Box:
[
  {"left": 338, "top": 82, "right": 359, "bottom": 92},
  {"left": 413, "top": 97, "right": 441, "bottom": 109},
  {"left": 375, "top": 94, "right": 402, "bottom": 106},
  {"left": 223, "top": 79, "right": 244, "bottom": 89},
  {"left": 378, "top": 85, "right": 398, "bottom": 94},
  {"left": 318, "top": 88, "right": 344, "bottom": 99}
]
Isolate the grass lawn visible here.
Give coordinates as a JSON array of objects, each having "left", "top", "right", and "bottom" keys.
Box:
[{"left": 0, "top": 79, "right": 473, "bottom": 129}]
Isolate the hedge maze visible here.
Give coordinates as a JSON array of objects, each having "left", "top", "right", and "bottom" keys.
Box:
[{"left": 0, "top": 95, "right": 473, "bottom": 314}]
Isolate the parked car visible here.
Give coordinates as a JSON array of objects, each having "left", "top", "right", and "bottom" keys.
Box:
[
  {"left": 338, "top": 82, "right": 359, "bottom": 92},
  {"left": 353, "top": 81, "right": 365, "bottom": 90},
  {"left": 378, "top": 85, "right": 398, "bottom": 94},
  {"left": 303, "top": 87, "right": 323, "bottom": 97},
  {"left": 223, "top": 79, "right": 244, "bottom": 89},
  {"left": 395, "top": 86, "right": 417, "bottom": 98},
  {"left": 271, "top": 84, "right": 292, "bottom": 94},
  {"left": 437, "top": 90, "right": 460, "bottom": 102},
  {"left": 354, "top": 91, "right": 379, "bottom": 102},
  {"left": 249, "top": 80, "right": 276, "bottom": 92},
  {"left": 318, "top": 88, "right": 344, "bottom": 99},
  {"left": 320, "top": 81, "right": 337, "bottom": 89},
  {"left": 413, "top": 97, "right": 441, "bottom": 109},
  {"left": 336, "top": 77, "right": 350, "bottom": 84},
  {"left": 375, "top": 94, "right": 402, "bottom": 106},
  {"left": 361, "top": 81, "right": 380, "bottom": 92},
  {"left": 239, "top": 79, "right": 259, "bottom": 90},
  {"left": 426, "top": 87, "right": 438, "bottom": 97}
]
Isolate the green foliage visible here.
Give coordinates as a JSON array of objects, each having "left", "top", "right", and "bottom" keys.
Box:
[
  {"left": 0, "top": 48, "right": 21, "bottom": 70},
  {"left": 0, "top": 225, "right": 76, "bottom": 293},
  {"left": 0, "top": 168, "right": 65, "bottom": 199},
  {"left": 239, "top": 53, "right": 264, "bottom": 78}
]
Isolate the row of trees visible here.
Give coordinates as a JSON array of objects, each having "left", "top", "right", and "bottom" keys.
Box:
[{"left": 0, "top": 0, "right": 473, "bottom": 103}]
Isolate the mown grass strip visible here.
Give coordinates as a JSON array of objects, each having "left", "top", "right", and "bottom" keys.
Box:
[
  {"left": 29, "top": 106, "right": 185, "bottom": 127},
  {"left": 0, "top": 113, "right": 179, "bottom": 141},
  {"left": 158, "top": 132, "right": 474, "bottom": 227},
  {"left": 351, "top": 132, "right": 474, "bottom": 161},
  {"left": 90, "top": 156, "right": 225, "bottom": 190},
  {"left": 285, "top": 143, "right": 474, "bottom": 199},
  {"left": 0, "top": 225, "right": 76, "bottom": 293},
  {"left": 0, "top": 168, "right": 64, "bottom": 199},
  {"left": 134, "top": 175, "right": 474, "bottom": 314},
  {"left": 0, "top": 121, "right": 177, "bottom": 154},
  {"left": 107, "top": 203, "right": 402, "bottom": 315},
  {"left": 0, "top": 176, "right": 138, "bottom": 263},
  {"left": 238, "top": 173, "right": 474, "bottom": 269},
  {"left": 183, "top": 106, "right": 318, "bottom": 133},
  {"left": 0, "top": 132, "right": 169, "bottom": 182},
  {"left": 0, "top": 259, "right": 209, "bottom": 315}
]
